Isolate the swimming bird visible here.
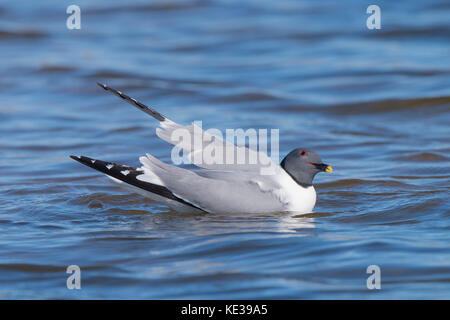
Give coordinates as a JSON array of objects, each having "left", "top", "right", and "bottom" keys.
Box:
[{"left": 70, "top": 83, "right": 332, "bottom": 214}]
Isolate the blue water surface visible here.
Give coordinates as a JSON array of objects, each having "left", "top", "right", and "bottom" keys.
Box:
[{"left": 0, "top": 0, "right": 449, "bottom": 299}]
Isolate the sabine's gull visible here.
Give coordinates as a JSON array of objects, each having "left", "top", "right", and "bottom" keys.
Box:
[{"left": 70, "top": 83, "right": 332, "bottom": 214}]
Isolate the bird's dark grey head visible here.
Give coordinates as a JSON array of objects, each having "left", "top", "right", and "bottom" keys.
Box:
[{"left": 280, "top": 148, "right": 332, "bottom": 187}]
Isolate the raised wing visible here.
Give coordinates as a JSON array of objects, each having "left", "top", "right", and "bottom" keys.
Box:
[{"left": 98, "top": 83, "right": 277, "bottom": 172}]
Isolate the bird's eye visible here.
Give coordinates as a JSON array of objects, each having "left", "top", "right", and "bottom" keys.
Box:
[{"left": 300, "top": 150, "right": 306, "bottom": 156}]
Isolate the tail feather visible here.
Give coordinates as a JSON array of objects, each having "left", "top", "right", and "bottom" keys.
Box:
[{"left": 70, "top": 155, "right": 203, "bottom": 211}]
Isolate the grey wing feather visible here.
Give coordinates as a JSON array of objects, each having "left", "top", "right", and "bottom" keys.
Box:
[{"left": 140, "top": 154, "right": 286, "bottom": 213}]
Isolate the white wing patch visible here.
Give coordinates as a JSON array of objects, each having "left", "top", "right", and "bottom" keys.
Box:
[{"left": 136, "top": 167, "right": 165, "bottom": 186}]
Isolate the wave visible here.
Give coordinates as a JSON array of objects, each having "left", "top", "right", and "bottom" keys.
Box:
[{"left": 0, "top": 29, "right": 47, "bottom": 40}]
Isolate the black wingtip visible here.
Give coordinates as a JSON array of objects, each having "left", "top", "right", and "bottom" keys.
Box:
[
  {"left": 97, "top": 82, "right": 107, "bottom": 90},
  {"left": 70, "top": 155, "right": 96, "bottom": 167},
  {"left": 70, "top": 154, "right": 122, "bottom": 173},
  {"left": 95, "top": 82, "right": 166, "bottom": 122},
  {"left": 69, "top": 154, "right": 205, "bottom": 211}
]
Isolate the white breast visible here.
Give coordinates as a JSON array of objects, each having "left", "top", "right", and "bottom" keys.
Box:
[{"left": 275, "top": 170, "right": 317, "bottom": 213}]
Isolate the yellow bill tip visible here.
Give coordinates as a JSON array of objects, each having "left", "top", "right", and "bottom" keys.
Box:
[{"left": 325, "top": 166, "right": 333, "bottom": 173}]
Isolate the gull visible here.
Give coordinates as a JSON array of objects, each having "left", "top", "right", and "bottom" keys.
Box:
[{"left": 70, "top": 83, "right": 332, "bottom": 214}]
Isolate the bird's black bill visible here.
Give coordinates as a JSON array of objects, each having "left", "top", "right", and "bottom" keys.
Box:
[{"left": 311, "top": 162, "right": 333, "bottom": 173}]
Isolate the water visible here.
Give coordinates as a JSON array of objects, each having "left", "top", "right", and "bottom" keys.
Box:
[{"left": 0, "top": 0, "right": 449, "bottom": 299}]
